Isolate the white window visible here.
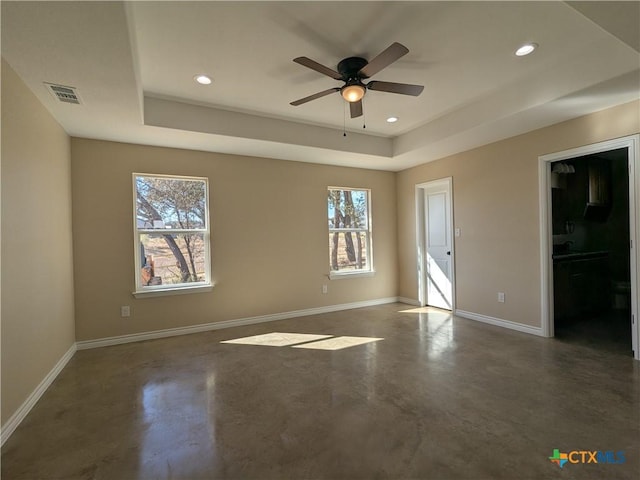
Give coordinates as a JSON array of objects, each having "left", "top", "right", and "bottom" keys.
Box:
[
  {"left": 133, "top": 174, "right": 211, "bottom": 296},
  {"left": 328, "top": 187, "right": 372, "bottom": 277}
]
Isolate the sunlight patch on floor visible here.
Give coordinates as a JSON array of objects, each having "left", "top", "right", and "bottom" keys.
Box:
[
  {"left": 399, "top": 306, "right": 452, "bottom": 321},
  {"left": 292, "top": 336, "right": 383, "bottom": 350},
  {"left": 220, "top": 332, "right": 331, "bottom": 347},
  {"left": 399, "top": 306, "right": 450, "bottom": 314},
  {"left": 221, "top": 332, "right": 383, "bottom": 350}
]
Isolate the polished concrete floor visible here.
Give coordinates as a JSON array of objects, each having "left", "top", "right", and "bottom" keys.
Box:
[{"left": 2, "top": 303, "right": 639, "bottom": 479}]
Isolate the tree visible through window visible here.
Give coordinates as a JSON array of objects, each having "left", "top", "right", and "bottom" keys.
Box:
[
  {"left": 328, "top": 187, "right": 372, "bottom": 274},
  {"left": 134, "top": 174, "right": 210, "bottom": 291}
]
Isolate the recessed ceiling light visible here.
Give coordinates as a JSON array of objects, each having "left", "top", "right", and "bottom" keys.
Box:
[
  {"left": 515, "top": 43, "right": 538, "bottom": 57},
  {"left": 194, "top": 74, "right": 212, "bottom": 85},
  {"left": 386, "top": 116, "right": 399, "bottom": 123}
]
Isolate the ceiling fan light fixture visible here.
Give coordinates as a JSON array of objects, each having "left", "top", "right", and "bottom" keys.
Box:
[{"left": 341, "top": 84, "right": 366, "bottom": 103}]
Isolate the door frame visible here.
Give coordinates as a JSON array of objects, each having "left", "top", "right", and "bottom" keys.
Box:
[
  {"left": 415, "top": 177, "right": 455, "bottom": 310},
  {"left": 538, "top": 135, "right": 639, "bottom": 360}
]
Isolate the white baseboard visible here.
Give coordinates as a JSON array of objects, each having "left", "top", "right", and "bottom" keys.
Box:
[
  {"left": 455, "top": 309, "right": 544, "bottom": 337},
  {"left": 1, "top": 343, "right": 77, "bottom": 447},
  {"left": 397, "top": 297, "right": 421, "bottom": 306},
  {"left": 77, "top": 297, "right": 401, "bottom": 350}
]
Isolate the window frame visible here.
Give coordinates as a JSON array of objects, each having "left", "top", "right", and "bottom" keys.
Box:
[
  {"left": 132, "top": 173, "right": 212, "bottom": 297},
  {"left": 327, "top": 186, "right": 374, "bottom": 279}
]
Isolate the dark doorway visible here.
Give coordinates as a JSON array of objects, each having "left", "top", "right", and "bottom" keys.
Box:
[{"left": 551, "top": 148, "right": 632, "bottom": 355}]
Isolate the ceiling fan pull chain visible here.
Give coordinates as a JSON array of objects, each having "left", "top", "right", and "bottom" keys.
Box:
[
  {"left": 363, "top": 102, "right": 366, "bottom": 129},
  {"left": 343, "top": 102, "right": 347, "bottom": 137}
]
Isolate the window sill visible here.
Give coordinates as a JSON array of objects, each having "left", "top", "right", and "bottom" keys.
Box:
[
  {"left": 133, "top": 284, "right": 214, "bottom": 299},
  {"left": 329, "top": 271, "right": 375, "bottom": 280}
]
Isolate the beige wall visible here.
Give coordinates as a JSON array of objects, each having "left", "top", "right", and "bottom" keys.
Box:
[
  {"left": 1, "top": 60, "right": 76, "bottom": 425},
  {"left": 71, "top": 139, "right": 397, "bottom": 341},
  {"left": 397, "top": 100, "right": 640, "bottom": 327}
]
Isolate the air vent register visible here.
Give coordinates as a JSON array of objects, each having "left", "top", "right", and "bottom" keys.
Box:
[{"left": 44, "top": 82, "right": 82, "bottom": 105}]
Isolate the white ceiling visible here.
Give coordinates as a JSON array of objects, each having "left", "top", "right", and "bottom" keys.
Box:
[{"left": 2, "top": 1, "right": 639, "bottom": 171}]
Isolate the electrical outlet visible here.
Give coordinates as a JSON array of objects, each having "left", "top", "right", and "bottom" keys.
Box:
[
  {"left": 121, "top": 305, "right": 131, "bottom": 317},
  {"left": 497, "top": 292, "right": 505, "bottom": 303},
  {"left": 322, "top": 285, "right": 328, "bottom": 294}
]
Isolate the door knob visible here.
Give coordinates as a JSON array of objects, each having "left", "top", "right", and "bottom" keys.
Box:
[{"left": 446, "top": 251, "right": 451, "bottom": 255}]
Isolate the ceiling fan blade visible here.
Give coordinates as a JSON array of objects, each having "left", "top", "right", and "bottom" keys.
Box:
[
  {"left": 350, "top": 100, "right": 363, "bottom": 118},
  {"left": 359, "top": 42, "right": 409, "bottom": 78},
  {"left": 293, "top": 57, "right": 343, "bottom": 80},
  {"left": 367, "top": 81, "right": 424, "bottom": 96},
  {"left": 290, "top": 88, "right": 340, "bottom": 106}
]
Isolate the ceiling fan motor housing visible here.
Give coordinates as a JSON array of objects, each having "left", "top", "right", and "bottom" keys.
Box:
[{"left": 337, "top": 57, "right": 369, "bottom": 80}]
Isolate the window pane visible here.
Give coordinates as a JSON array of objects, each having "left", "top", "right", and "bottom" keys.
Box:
[
  {"left": 136, "top": 176, "right": 206, "bottom": 230},
  {"left": 139, "top": 233, "right": 206, "bottom": 286},
  {"left": 328, "top": 189, "right": 368, "bottom": 229},
  {"left": 329, "top": 231, "right": 369, "bottom": 272}
]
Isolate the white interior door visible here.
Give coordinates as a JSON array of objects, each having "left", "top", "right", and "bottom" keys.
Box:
[{"left": 424, "top": 181, "right": 453, "bottom": 310}]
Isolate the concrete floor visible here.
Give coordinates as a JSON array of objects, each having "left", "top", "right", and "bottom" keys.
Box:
[{"left": 2, "top": 303, "right": 639, "bottom": 479}]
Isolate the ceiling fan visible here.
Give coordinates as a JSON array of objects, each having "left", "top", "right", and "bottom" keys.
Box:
[{"left": 290, "top": 42, "right": 424, "bottom": 118}]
